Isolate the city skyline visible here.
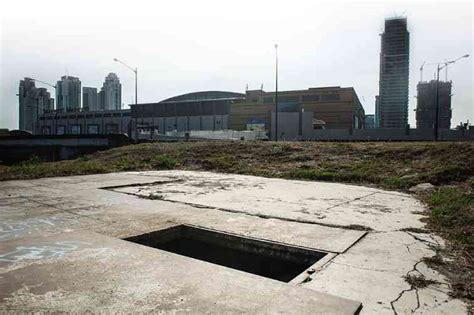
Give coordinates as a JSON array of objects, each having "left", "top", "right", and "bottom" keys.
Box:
[{"left": 1, "top": 0, "right": 472, "bottom": 130}]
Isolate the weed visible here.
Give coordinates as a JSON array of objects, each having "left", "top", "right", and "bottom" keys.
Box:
[{"left": 404, "top": 274, "right": 438, "bottom": 289}]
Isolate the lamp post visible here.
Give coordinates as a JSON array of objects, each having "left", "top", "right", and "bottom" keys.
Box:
[
  {"left": 114, "top": 58, "right": 138, "bottom": 139},
  {"left": 433, "top": 54, "right": 469, "bottom": 141},
  {"left": 274, "top": 44, "right": 279, "bottom": 141}
]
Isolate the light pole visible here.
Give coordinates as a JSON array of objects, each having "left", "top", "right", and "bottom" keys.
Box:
[
  {"left": 31, "top": 79, "right": 56, "bottom": 135},
  {"left": 114, "top": 58, "right": 138, "bottom": 139},
  {"left": 274, "top": 44, "right": 279, "bottom": 141},
  {"left": 432, "top": 54, "right": 469, "bottom": 141}
]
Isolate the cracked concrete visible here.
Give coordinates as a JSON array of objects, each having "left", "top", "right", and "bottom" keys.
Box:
[{"left": 0, "top": 170, "right": 468, "bottom": 314}]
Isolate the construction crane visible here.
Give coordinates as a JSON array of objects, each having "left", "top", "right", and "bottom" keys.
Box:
[
  {"left": 419, "top": 61, "right": 426, "bottom": 82},
  {"left": 32, "top": 79, "right": 56, "bottom": 89}
]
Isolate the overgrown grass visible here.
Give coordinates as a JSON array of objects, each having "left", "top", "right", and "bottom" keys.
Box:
[{"left": 427, "top": 186, "right": 474, "bottom": 246}]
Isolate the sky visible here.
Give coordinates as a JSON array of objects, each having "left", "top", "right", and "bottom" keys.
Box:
[{"left": 0, "top": 0, "right": 472, "bottom": 129}]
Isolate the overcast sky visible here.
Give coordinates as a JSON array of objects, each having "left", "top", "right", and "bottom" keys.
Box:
[{"left": 0, "top": 0, "right": 472, "bottom": 129}]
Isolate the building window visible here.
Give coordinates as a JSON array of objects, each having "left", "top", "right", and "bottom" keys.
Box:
[
  {"left": 88, "top": 124, "right": 99, "bottom": 134},
  {"left": 301, "top": 95, "right": 320, "bottom": 102},
  {"left": 263, "top": 97, "right": 274, "bottom": 104},
  {"left": 321, "top": 94, "right": 340, "bottom": 101},
  {"left": 279, "top": 96, "right": 299, "bottom": 103},
  {"left": 57, "top": 125, "right": 65, "bottom": 135},
  {"left": 71, "top": 124, "right": 81, "bottom": 134},
  {"left": 105, "top": 123, "right": 118, "bottom": 134},
  {"left": 41, "top": 126, "right": 51, "bottom": 135}
]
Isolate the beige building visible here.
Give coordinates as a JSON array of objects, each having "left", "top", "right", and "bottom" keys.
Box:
[{"left": 230, "top": 86, "right": 365, "bottom": 131}]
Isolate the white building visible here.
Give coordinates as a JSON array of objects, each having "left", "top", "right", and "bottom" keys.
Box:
[{"left": 99, "top": 73, "right": 122, "bottom": 110}]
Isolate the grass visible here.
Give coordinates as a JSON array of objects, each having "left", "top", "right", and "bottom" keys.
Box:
[{"left": 0, "top": 140, "right": 473, "bottom": 301}]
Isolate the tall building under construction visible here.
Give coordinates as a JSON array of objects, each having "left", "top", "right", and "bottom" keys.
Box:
[
  {"left": 378, "top": 17, "right": 410, "bottom": 128},
  {"left": 416, "top": 80, "right": 452, "bottom": 129}
]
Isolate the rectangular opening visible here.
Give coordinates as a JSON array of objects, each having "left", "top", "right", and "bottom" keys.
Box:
[{"left": 124, "top": 225, "right": 327, "bottom": 282}]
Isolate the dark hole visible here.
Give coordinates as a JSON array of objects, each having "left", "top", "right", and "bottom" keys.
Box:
[{"left": 124, "top": 225, "right": 327, "bottom": 282}]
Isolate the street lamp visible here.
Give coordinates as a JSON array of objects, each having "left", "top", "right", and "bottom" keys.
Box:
[
  {"left": 274, "top": 44, "right": 279, "bottom": 141},
  {"left": 432, "top": 54, "right": 469, "bottom": 141},
  {"left": 113, "top": 58, "right": 138, "bottom": 139}
]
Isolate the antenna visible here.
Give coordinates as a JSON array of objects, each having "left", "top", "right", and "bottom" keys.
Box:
[
  {"left": 246, "top": 83, "right": 249, "bottom": 91},
  {"left": 260, "top": 83, "right": 264, "bottom": 90}
]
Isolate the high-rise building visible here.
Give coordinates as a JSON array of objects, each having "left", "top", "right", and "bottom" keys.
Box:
[
  {"left": 83, "top": 87, "right": 98, "bottom": 111},
  {"left": 19, "top": 78, "right": 54, "bottom": 132},
  {"left": 98, "top": 90, "right": 106, "bottom": 110},
  {"left": 56, "top": 75, "right": 81, "bottom": 112},
  {"left": 416, "top": 80, "right": 452, "bottom": 129},
  {"left": 374, "top": 95, "right": 380, "bottom": 128},
  {"left": 364, "top": 114, "right": 375, "bottom": 129},
  {"left": 378, "top": 17, "right": 410, "bottom": 128},
  {"left": 100, "top": 73, "right": 122, "bottom": 110}
]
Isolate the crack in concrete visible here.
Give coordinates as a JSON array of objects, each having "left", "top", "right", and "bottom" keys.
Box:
[
  {"left": 390, "top": 260, "right": 423, "bottom": 315},
  {"left": 406, "top": 231, "right": 440, "bottom": 250},
  {"left": 390, "top": 232, "right": 445, "bottom": 315},
  {"left": 112, "top": 189, "right": 373, "bottom": 233},
  {"left": 324, "top": 192, "right": 379, "bottom": 211},
  {"left": 100, "top": 179, "right": 184, "bottom": 190}
]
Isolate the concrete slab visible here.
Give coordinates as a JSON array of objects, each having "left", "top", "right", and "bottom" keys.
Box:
[
  {"left": 0, "top": 231, "right": 361, "bottom": 314},
  {"left": 0, "top": 171, "right": 468, "bottom": 314}
]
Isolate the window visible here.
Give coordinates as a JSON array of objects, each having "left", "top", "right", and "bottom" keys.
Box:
[
  {"left": 263, "top": 97, "right": 274, "bottom": 104},
  {"left": 302, "top": 95, "right": 320, "bottom": 102},
  {"left": 71, "top": 124, "right": 81, "bottom": 134},
  {"left": 57, "top": 125, "right": 65, "bottom": 135},
  {"left": 105, "top": 123, "right": 118, "bottom": 134},
  {"left": 321, "top": 94, "right": 340, "bottom": 101},
  {"left": 88, "top": 124, "right": 99, "bottom": 134},
  {"left": 279, "top": 96, "right": 299, "bottom": 103},
  {"left": 41, "top": 126, "right": 51, "bottom": 135}
]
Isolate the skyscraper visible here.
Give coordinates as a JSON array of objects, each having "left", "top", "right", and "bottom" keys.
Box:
[
  {"left": 83, "top": 87, "right": 98, "bottom": 111},
  {"left": 416, "top": 80, "right": 452, "bottom": 129},
  {"left": 99, "top": 73, "right": 122, "bottom": 110},
  {"left": 18, "top": 78, "right": 54, "bottom": 133},
  {"left": 378, "top": 17, "right": 410, "bottom": 128},
  {"left": 374, "top": 95, "right": 380, "bottom": 128},
  {"left": 56, "top": 75, "right": 81, "bottom": 112}
]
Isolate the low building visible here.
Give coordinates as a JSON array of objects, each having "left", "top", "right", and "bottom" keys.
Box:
[
  {"left": 39, "top": 109, "right": 131, "bottom": 135},
  {"left": 36, "top": 87, "right": 365, "bottom": 139},
  {"left": 416, "top": 80, "right": 452, "bottom": 129},
  {"left": 230, "top": 86, "right": 365, "bottom": 133},
  {"left": 130, "top": 91, "right": 246, "bottom": 134}
]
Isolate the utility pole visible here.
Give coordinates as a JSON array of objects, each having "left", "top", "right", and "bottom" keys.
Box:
[
  {"left": 114, "top": 58, "right": 138, "bottom": 140},
  {"left": 274, "top": 44, "right": 279, "bottom": 141},
  {"left": 434, "top": 64, "right": 440, "bottom": 141}
]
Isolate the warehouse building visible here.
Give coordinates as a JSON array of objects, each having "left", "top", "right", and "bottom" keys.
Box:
[
  {"left": 230, "top": 87, "right": 365, "bottom": 132},
  {"left": 37, "top": 86, "right": 365, "bottom": 138}
]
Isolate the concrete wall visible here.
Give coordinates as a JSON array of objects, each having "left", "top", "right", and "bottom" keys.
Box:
[
  {"left": 0, "top": 134, "right": 130, "bottom": 163},
  {"left": 271, "top": 111, "right": 474, "bottom": 141}
]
